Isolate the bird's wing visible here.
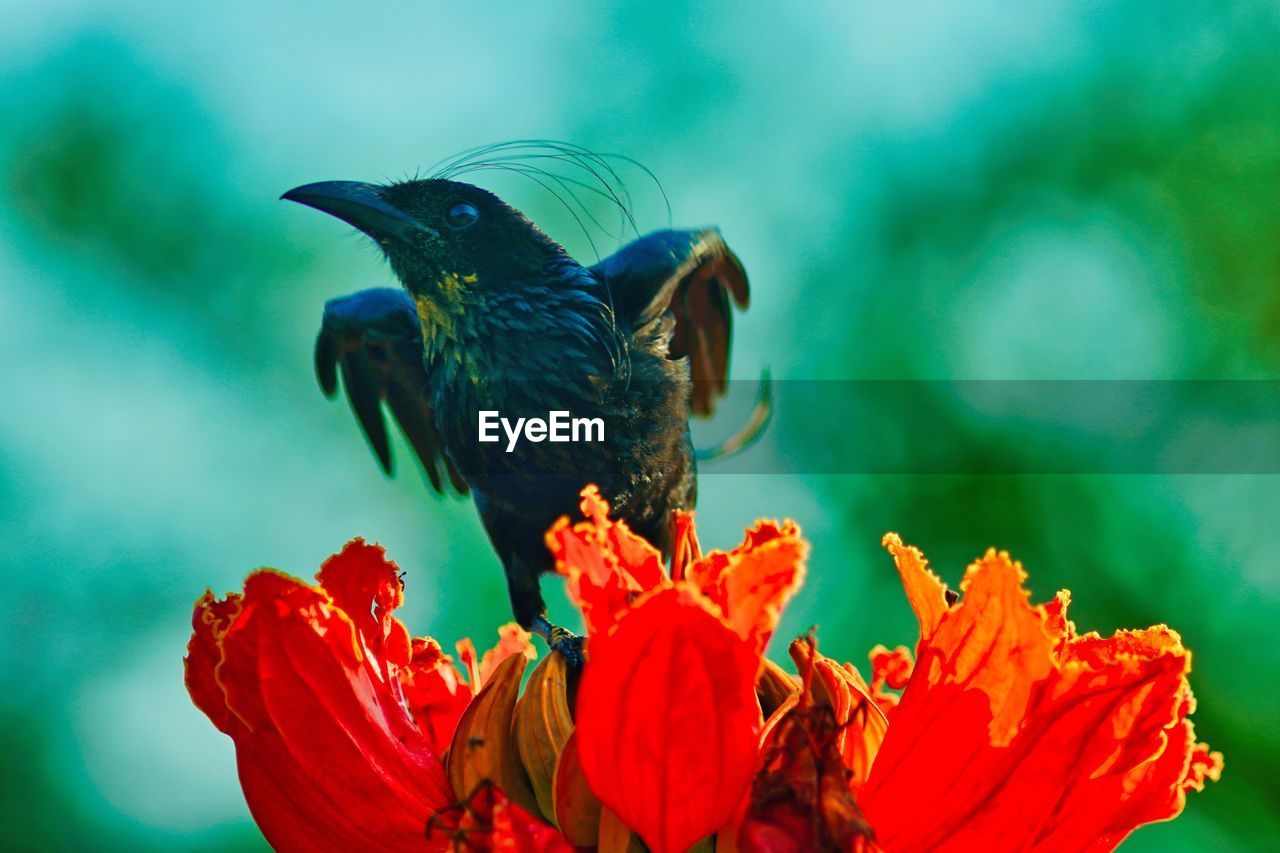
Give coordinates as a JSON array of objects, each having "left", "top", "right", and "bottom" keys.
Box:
[
  {"left": 591, "top": 228, "right": 749, "bottom": 416},
  {"left": 314, "top": 287, "right": 467, "bottom": 494}
]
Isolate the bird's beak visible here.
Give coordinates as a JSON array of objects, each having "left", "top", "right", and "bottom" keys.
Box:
[{"left": 281, "top": 181, "right": 439, "bottom": 241}]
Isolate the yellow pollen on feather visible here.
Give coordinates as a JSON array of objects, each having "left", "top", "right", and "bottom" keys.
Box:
[
  {"left": 414, "top": 272, "right": 474, "bottom": 348},
  {"left": 414, "top": 293, "right": 455, "bottom": 346},
  {"left": 438, "top": 271, "right": 478, "bottom": 303}
]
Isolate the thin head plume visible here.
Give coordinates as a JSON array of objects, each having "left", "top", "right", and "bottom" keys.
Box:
[
  {"left": 430, "top": 140, "right": 638, "bottom": 241},
  {"left": 424, "top": 140, "right": 673, "bottom": 253},
  {"left": 461, "top": 161, "right": 603, "bottom": 260},
  {"left": 474, "top": 152, "right": 638, "bottom": 238}
]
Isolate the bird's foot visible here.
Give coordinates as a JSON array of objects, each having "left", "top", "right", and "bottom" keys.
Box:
[
  {"left": 548, "top": 627, "right": 586, "bottom": 671},
  {"left": 531, "top": 617, "right": 586, "bottom": 671}
]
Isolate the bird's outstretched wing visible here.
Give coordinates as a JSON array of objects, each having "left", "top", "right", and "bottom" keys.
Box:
[
  {"left": 591, "top": 229, "right": 749, "bottom": 416},
  {"left": 314, "top": 287, "right": 467, "bottom": 494}
]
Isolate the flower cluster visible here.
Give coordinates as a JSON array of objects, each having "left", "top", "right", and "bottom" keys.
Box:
[{"left": 186, "top": 488, "right": 1220, "bottom": 851}]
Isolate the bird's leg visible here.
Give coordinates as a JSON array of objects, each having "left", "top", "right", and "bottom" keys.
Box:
[
  {"left": 529, "top": 615, "right": 586, "bottom": 671},
  {"left": 505, "top": 554, "right": 586, "bottom": 669}
]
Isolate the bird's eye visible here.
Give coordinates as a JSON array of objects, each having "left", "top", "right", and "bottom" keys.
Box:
[{"left": 445, "top": 202, "right": 480, "bottom": 230}]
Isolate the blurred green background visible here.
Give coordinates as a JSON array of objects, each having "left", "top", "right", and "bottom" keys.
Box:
[{"left": 1, "top": 1, "right": 1276, "bottom": 849}]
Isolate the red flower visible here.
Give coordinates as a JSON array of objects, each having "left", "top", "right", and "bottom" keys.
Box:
[
  {"left": 857, "top": 535, "right": 1223, "bottom": 851},
  {"left": 545, "top": 487, "right": 806, "bottom": 852},
  {"left": 185, "top": 539, "right": 546, "bottom": 851},
  {"left": 187, "top": 491, "right": 1220, "bottom": 852}
]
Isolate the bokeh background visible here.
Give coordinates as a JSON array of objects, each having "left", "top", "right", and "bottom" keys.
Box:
[{"left": 2, "top": 1, "right": 1276, "bottom": 849}]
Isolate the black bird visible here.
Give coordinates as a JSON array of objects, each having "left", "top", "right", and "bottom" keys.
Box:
[{"left": 283, "top": 162, "right": 760, "bottom": 652}]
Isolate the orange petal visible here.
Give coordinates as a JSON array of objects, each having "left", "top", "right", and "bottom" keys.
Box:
[
  {"left": 478, "top": 622, "right": 537, "bottom": 685},
  {"left": 514, "top": 651, "right": 575, "bottom": 821},
  {"left": 686, "top": 521, "right": 807, "bottom": 652},
  {"left": 547, "top": 516, "right": 636, "bottom": 636},
  {"left": 868, "top": 644, "right": 912, "bottom": 692},
  {"left": 864, "top": 644, "right": 913, "bottom": 719},
  {"left": 598, "top": 805, "right": 642, "bottom": 853},
  {"left": 756, "top": 658, "right": 800, "bottom": 719},
  {"left": 1185, "top": 742, "right": 1225, "bottom": 792},
  {"left": 580, "top": 486, "right": 668, "bottom": 589},
  {"left": 862, "top": 540, "right": 1220, "bottom": 851},
  {"left": 686, "top": 520, "right": 798, "bottom": 595},
  {"left": 881, "top": 532, "right": 951, "bottom": 637},
  {"left": 720, "top": 527, "right": 807, "bottom": 651},
  {"left": 788, "top": 638, "right": 889, "bottom": 791},
  {"left": 456, "top": 636, "right": 481, "bottom": 691},
  {"left": 575, "top": 586, "right": 761, "bottom": 853},
  {"left": 547, "top": 488, "right": 670, "bottom": 637},
  {"left": 446, "top": 653, "right": 540, "bottom": 817}
]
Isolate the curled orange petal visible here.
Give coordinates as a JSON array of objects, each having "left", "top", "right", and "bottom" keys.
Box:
[
  {"left": 719, "top": 527, "right": 807, "bottom": 651},
  {"left": 669, "top": 508, "right": 702, "bottom": 581},
  {"left": 881, "top": 532, "right": 951, "bottom": 637},
  {"left": 686, "top": 520, "right": 807, "bottom": 652},
  {"left": 547, "top": 488, "right": 671, "bottom": 637}
]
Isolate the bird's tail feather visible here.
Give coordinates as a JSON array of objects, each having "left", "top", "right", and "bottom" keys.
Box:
[{"left": 695, "top": 367, "right": 773, "bottom": 462}]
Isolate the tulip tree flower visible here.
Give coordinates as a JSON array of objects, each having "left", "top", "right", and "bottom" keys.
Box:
[{"left": 186, "top": 487, "right": 1220, "bottom": 852}]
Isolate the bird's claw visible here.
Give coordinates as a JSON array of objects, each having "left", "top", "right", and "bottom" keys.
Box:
[
  {"left": 548, "top": 627, "right": 585, "bottom": 671},
  {"left": 531, "top": 617, "right": 585, "bottom": 671}
]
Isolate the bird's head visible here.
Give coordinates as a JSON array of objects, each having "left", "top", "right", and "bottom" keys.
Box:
[{"left": 283, "top": 178, "right": 569, "bottom": 351}]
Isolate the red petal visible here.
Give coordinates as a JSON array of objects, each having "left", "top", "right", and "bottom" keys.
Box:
[
  {"left": 575, "top": 586, "right": 761, "bottom": 853},
  {"left": 316, "top": 538, "right": 407, "bottom": 669},
  {"left": 188, "top": 561, "right": 454, "bottom": 851},
  {"left": 863, "top": 539, "right": 1220, "bottom": 851},
  {"left": 427, "top": 784, "right": 575, "bottom": 852},
  {"left": 402, "top": 637, "right": 472, "bottom": 757},
  {"left": 868, "top": 644, "right": 912, "bottom": 692}
]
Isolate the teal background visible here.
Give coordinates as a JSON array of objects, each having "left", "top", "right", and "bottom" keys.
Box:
[{"left": 1, "top": 1, "right": 1275, "bottom": 849}]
